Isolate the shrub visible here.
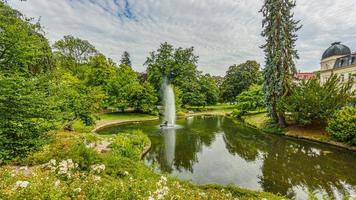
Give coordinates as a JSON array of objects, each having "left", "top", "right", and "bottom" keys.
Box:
[
  {"left": 279, "top": 75, "right": 354, "bottom": 126},
  {"left": 232, "top": 109, "right": 247, "bottom": 119},
  {"left": 327, "top": 107, "right": 356, "bottom": 145},
  {"left": 236, "top": 84, "right": 265, "bottom": 112},
  {"left": 0, "top": 75, "right": 58, "bottom": 163}
]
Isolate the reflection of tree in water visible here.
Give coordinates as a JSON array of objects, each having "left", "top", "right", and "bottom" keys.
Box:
[
  {"left": 222, "top": 120, "right": 271, "bottom": 161},
  {"left": 260, "top": 138, "right": 356, "bottom": 198},
  {"left": 222, "top": 119, "right": 356, "bottom": 199},
  {"left": 145, "top": 116, "right": 219, "bottom": 173}
]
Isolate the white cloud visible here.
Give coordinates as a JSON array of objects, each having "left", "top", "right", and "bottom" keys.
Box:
[{"left": 8, "top": 0, "right": 356, "bottom": 75}]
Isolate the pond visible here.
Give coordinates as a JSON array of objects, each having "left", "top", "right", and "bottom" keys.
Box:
[{"left": 98, "top": 116, "right": 356, "bottom": 200}]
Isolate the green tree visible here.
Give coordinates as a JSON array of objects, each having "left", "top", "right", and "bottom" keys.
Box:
[
  {"left": 278, "top": 75, "right": 353, "bottom": 126},
  {"left": 236, "top": 84, "right": 265, "bottom": 112},
  {"left": 0, "top": 2, "right": 53, "bottom": 75},
  {"left": 86, "top": 54, "right": 117, "bottom": 87},
  {"left": 260, "top": 0, "right": 301, "bottom": 126},
  {"left": 145, "top": 42, "right": 199, "bottom": 95},
  {"left": 220, "top": 60, "right": 261, "bottom": 103},
  {"left": 199, "top": 74, "right": 220, "bottom": 105},
  {"left": 327, "top": 107, "right": 356, "bottom": 145},
  {"left": 120, "top": 51, "right": 132, "bottom": 67},
  {"left": 53, "top": 35, "right": 98, "bottom": 66},
  {"left": 50, "top": 70, "right": 105, "bottom": 129},
  {"left": 106, "top": 64, "right": 140, "bottom": 111},
  {"left": 128, "top": 82, "right": 158, "bottom": 113},
  {"left": 0, "top": 75, "right": 57, "bottom": 162}
]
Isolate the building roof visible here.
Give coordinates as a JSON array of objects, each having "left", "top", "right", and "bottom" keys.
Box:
[
  {"left": 322, "top": 42, "right": 351, "bottom": 60},
  {"left": 295, "top": 72, "right": 316, "bottom": 80}
]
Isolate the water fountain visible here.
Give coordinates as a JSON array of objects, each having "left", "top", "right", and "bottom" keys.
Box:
[{"left": 161, "top": 78, "right": 176, "bottom": 127}]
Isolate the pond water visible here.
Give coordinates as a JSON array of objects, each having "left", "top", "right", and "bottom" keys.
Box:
[{"left": 98, "top": 116, "right": 356, "bottom": 200}]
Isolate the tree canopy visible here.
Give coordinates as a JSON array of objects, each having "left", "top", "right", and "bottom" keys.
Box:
[{"left": 220, "top": 60, "right": 261, "bottom": 103}]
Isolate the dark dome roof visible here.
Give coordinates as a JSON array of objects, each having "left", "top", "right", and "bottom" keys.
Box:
[{"left": 322, "top": 42, "right": 351, "bottom": 60}]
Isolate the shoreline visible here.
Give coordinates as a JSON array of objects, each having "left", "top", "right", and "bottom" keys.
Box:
[
  {"left": 94, "top": 112, "right": 356, "bottom": 153},
  {"left": 240, "top": 114, "right": 356, "bottom": 152}
]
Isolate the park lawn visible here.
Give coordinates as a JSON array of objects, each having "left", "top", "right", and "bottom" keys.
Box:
[
  {"left": 242, "top": 112, "right": 269, "bottom": 129},
  {"left": 0, "top": 129, "right": 284, "bottom": 200},
  {"left": 186, "top": 104, "right": 237, "bottom": 115},
  {"left": 99, "top": 112, "right": 157, "bottom": 120}
]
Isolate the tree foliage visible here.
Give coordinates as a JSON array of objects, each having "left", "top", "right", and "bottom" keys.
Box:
[
  {"left": 53, "top": 35, "right": 98, "bottom": 65},
  {"left": 236, "top": 84, "right": 265, "bottom": 112},
  {"left": 0, "top": 75, "right": 57, "bottom": 162},
  {"left": 145, "top": 42, "right": 220, "bottom": 106},
  {"left": 220, "top": 61, "right": 261, "bottom": 103},
  {"left": 120, "top": 51, "right": 132, "bottom": 67},
  {"left": 260, "top": 0, "right": 301, "bottom": 126},
  {"left": 145, "top": 42, "right": 199, "bottom": 92},
  {"left": 0, "top": 2, "right": 53, "bottom": 75},
  {"left": 327, "top": 107, "right": 356, "bottom": 146},
  {"left": 278, "top": 75, "right": 354, "bottom": 126}
]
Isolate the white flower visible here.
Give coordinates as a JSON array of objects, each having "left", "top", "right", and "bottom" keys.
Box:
[
  {"left": 91, "top": 164, "right": 106, "bottom": 174},
  {"left": 148, "top": 196, "right": 155, "bottom": 200},
  {"left": 124, "top": 171, "right": 129, "bottom": 176},
  {"left": 19, "top": 166, "right": 28, "bottom": 171},
  {"left": 54, "top": 180, "right": 60, "bottom": 187},
  {"left": 74, "top": 188, "right": 82, "bottom": 193},
  {"left": 13, "top": 181, "right": 29, "bottom": 190},
  {"left": 93, "top": 175, "right": 101, "bottom": 181},
  {"left": 57, "top": 159, "right": 78, "bottom": 178}
]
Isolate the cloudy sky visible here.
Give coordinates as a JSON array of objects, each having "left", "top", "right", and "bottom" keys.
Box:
[{"left": 8, "top": 0, "right": 356, "bottom": 75}]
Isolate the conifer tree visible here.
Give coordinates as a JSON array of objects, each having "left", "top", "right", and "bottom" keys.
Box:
[
  {"left": 260, "top": 0, "right": 301, "bottom": 126},
  {"left": 120, "top": 51, "right": 132, "bottom": 67}
]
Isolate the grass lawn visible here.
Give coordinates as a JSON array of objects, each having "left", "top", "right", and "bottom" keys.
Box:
[
  {"left": 99, "top": 112, "right": 157, "bottom": 121},
  {"left": 186, "top": 104, "right": 237, "bottom": 115},
  {"left": 242, "top": 112, "right": 268, "bottom": 129}
]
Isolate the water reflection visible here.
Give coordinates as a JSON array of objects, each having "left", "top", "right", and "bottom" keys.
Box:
[
  {"left": 98, "top": 116, "right": 356, "bottom": 200},
  {"left": 163, "top": 128, "right": 176, "bottom": 168}
]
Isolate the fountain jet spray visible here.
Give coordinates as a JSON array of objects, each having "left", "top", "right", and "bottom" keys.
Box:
[{"left": 162, "top": 77, "right": 176, "bottom": 126}]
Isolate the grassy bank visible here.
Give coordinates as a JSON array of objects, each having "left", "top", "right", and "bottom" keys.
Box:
[
  {"left": 242, "top": 112, "right": 356, "bottom": 151},
  {"left": 0, "top": 128, "right": 284, "bottom": 199}
]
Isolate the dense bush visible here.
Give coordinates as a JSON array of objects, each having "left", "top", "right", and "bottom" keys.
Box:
[
  {"left": 327, "top": 107, "right": 356, "bottom": 145},
  {"left": 279, "top": 75, "right": 354, "bottom": 126},
  {"left": 0, "top": 75, "right": 57, "bottom": 163},
  {"left": 236, "top": 84, "right": 265, "bottom": 112}
]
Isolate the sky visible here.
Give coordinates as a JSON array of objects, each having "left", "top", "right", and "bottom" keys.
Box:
[{"left": 8, "top": 0, "right": 356, "bottom": 76}]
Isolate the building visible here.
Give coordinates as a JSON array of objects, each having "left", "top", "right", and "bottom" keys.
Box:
[
  {"left": 319, "top": 42, "right": 356, "bottom": 92},
  {"left": 295, "top": 71, "right": 315, "bottom": 81}
]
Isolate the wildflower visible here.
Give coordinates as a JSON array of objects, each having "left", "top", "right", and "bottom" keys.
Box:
[
  {"left": 57, "top": 159, "right": 78, "bottom": 178},
  {"left": 93, "top": 176, "right": 101, "bottom": 181},
  {"left": 54, "top": 180, "right": 60, "bottom": 187},
  {"left": 124, "top": 171, "right": 129, "bottom": 176},
  {"left": 91, "top": 164, "right": 105, "bottom": 174},
  {"left": 13, "top": 181, "right": 29, "bottom": 190},
  {"left": 19, "top": 166, "right": 28, "bottom": 171},
  {"left": 148, "top": 196, "right": 155, "bottom": 200},
  {"left": 74, "top": 188, "right": 82, "bottom": 193},
  {"left": 199, "top": 192, "right": 206, "bottom": 197}
]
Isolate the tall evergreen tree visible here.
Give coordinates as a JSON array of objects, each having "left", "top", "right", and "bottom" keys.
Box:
[
  {"left": 120, "top": 51, "right": 132, "bottom": 66},
  {"left": 260, "top": 0, "right": 301, "bottom": 126}
]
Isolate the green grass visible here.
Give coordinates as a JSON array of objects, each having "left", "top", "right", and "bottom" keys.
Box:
[
  {"left": 99, "top": 112, "right": 157, "bottom": 121},
  {"left": 186, "top": 104, "right": 237, "bottom": 114},
  {"left": 242, "top": 112, "right": 268, "bottom": 129}
]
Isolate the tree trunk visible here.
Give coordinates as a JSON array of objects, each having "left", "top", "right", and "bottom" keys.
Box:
[{"left": 278, "top": 112, "right": 287, "bottom": 128}]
